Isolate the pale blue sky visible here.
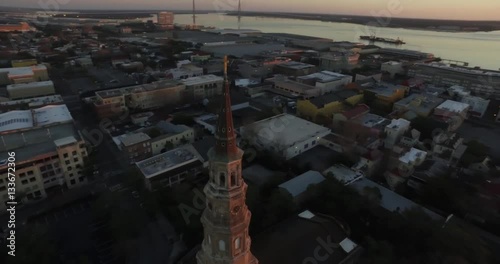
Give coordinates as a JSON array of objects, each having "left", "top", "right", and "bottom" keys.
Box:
[{"left": 2, "top": 0, "right": 500, "bottom": 20}]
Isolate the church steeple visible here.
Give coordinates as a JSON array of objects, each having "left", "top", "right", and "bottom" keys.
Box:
[
  {"left": 197, "top": 56, "right": 258, "bottom": 264},
  {"left": 214, "top": 56, "right": 239, "bottom": 160}
]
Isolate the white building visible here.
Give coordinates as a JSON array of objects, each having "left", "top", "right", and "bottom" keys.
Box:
[
  {"left": 434, "top": 100, "right": 470, "bottom": 131},
  {"left": 384, "top": 118, "right": 411, "bottom": 149},
  {"left": 166, "top": 64, "right": 203, "bottom": 80},
  {"left": 241, "top": 114, "right": 331, "bottom": 160},
  {"left": 461, "top": 95, "right": 490, "bottom": 118},
  {"left": 0, "top": 64, "right": 49, "bottom": 85},
  {"left": 381, "top": 61, "right": 405, "bottom": 78},
  {"left": 323, "top": 164, "right": 363, "bottom": 185},
  {"left": 385, "top": 147, "right": 427, "bottom": 189},
  {"left": 0, "top": 105, "right": 88, "bottom": 213},
  {"left": 296, "top": 71, "right": 353, "bottom": 94}
]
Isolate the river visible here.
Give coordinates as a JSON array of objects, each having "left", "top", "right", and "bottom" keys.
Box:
[{"left": 174, "top": 13, "right": 500, "bottom": 70}]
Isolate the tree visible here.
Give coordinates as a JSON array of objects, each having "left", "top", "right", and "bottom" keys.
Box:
[{"left": 147, "top": 127, "right": 162, "bottom": 138}]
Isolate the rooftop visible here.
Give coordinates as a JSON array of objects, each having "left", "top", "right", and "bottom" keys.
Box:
[
  {"left": 54, "top": 136, "right": 77, "bottom": 147},
  {"left": 416, "top": 62, "right": 500, "bottom": 77},
  {"left": 436, "top": 100, "right": 470, "bottom": 113},
  {"left": 366, "top": 82, "right": 406, "bottom": 97},
  {"left": 191, "top": 136, "right": 216, "bottom": 162},
  {"left": 395, "top": 93, "right": 445, "bottom": 114},
  {"left": 308, "top": 90, "right": 359, "bottom": 108},
  {"left": 96, "top": 80, "right": 184, "bottom": 99},
  {"left": 353, "top": 113, "right": 389, "bottom": 129},
  {"left": 180, "top": 74, "right": 223, "bottom": 86},
  {"left": 6, "top": 80, "right": 54, "bottom": 90},
  {"left": 279, "top": 170, "right": 325, "bottom": 198},
  {"left": 0, "top": 105, "right": 72, "bottom": 133},
  {"left": 277, "top": 61, "right": 316, "bottom": 70},
  {"left": 297, "top": 70, "right": 350, "bottom": 83},
  {"left": 399, "top": 147, "right": 427, "bottom": 164},
  {"left": 386, "top": 118, "right": 411, "bottom": 130},
  {"left": 323, "top": 164, "right": 363, "bottom": 185},
  {"left": 120, "top": 132, "right": 151, "bottom": 147},
  {"left": 0, "top": 64, "right": 47, "bottom": 76},
  {"left": 201, "top": 43, "right": 294, "bottom": 58},
  {"left": 244, "top": 114, "right": 331, "bottom": 148},
  {"left": 0, "top": 95, "right": 63, "bottom": 108},
  {"left": 242, "top": 164, "right": 281, "bottom": 186},
  {"left": 352, "top": 178, "right": 442, "bottom": 219},
  {"left": 136, "top": 145, "right": 201, "bottom": 179}
]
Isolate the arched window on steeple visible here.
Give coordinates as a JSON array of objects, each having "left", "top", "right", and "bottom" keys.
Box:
[
  {"left": 231, "top": 172, "right": 237, "bottom": 187},
  {"left": 219, "top": 172, "right": 226, "bottom": 187},
  {"left": 219, "top": 240, "right": 226, "bottom": 251}
]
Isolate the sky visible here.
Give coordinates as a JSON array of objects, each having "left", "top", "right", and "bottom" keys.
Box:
[{"left": 2, "top": 0, "right": 500, "bottom": 21}]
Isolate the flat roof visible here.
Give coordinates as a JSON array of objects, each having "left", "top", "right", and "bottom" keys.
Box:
[
  {"left": 298, "top": 70, "right": 350, "bottom": 83},
  {"left": 387, "top": 118, "right": 411, "bottom": 130},
  {"left": 136, "top": 145, "right": 201, "bottom": 179},
  {"left": 7, "top": 81, "right": 54, "bottom": 91},
  {"left": 180, "top": 74, "right": 223, "bottom": 86},
  {"left": 244, "top": 114, "right": 331, "bottom": 148},
  {"left": 351, "top": 178, "right": 442, "bottom": 220},
  {"left": 96, "top": 80, "right": 184, "bottom": 99},
  {"left": 120, "top": 132, "right": 151, "bottom": 147},
  {"left": 366, "top": 82, "right": 405, "bottom": 97},
  {"left": 352, "top": 113, "right": 389, "bottom": 128},
  {"left": 279, "top": 170, "right": 325, "bottom": 197},
  {"left": 323, "top": 164, "right": 363, "bottom": 185},
  {"left": 395, "top": 93, "right": 445, "bottom": 113},
  {"left": 274, "top": 79, "right": 317, "bottom": 91},
  {"left": 0, "top": 95, "right": 63, "bottom": 107},
  {"left": 277, "top": 61, "right": 315, "bottom": 70},
  {"left": 54, "top": 136, "right": 77, "bottom": 147},
  {"left": 436, "top": 100, "right": 470, "bottom": 113},
  {"left": 201, "top": 43, "right": 295, "bottom": 58},
  {"left": 415, "top": 62, "right": 500, "bottom": 77},
  {"left": 399, "top": 148, "right": 427, "bottom": 164},
  {"left": 0, "top": 104, "right": 72, "bottom": 133},
  {"left": 0, "top": 64, "right": 47, "bottom": 76}
]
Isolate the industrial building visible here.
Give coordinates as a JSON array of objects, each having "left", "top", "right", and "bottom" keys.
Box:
[
  {"left": 240, "top": 114, "right": 331, "bottom": 160},
  {"left": 7, "top": 80, "right": 55, "bottom": 100},
  {"left": 408, "top": 62, "right": 500, "bottom": 98},
  {"left": 0, "top": 105, "right": 88, "bottom": 213}
]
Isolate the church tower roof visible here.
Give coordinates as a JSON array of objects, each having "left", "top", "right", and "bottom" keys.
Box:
[{"left": 214, "top": 56, "right": 239, "bottom": 159}]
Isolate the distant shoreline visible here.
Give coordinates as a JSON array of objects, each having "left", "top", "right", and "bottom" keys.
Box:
[{"left": 225, "top": 12, "right": 500, "bottom": 33}]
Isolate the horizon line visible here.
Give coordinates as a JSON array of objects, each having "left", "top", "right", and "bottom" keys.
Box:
[{"left": 1, "top": 5, "right": 500, "bottom": 22}]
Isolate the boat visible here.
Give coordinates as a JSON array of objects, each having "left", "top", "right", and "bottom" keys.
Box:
[{"left": 360, "top": 35, "right": 405, "bottom": 45}]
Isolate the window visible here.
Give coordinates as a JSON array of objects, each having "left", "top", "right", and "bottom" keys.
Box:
[
  {"left": 21, "top": 180, "right": 28, "bottom": 185},
  {"left": 0, "top": 186, "right": 6, "bottom": 192},
  {"left": 231, "top": 172, "right": 236, "bottom": 187},
  {"left": 312, "top": 140, "right": 316, "bottom": 145},
  {"left": 27, "top": 171, "right": 33, "bottom": 176},
  {"left": 219, "top": 172, "right": 226, "bottom": 187},
  {"left": 69, "top": 173, "right": 74, "bottom": 177},
  {"left": 63, "top": 153, "right": 69, "bottom": 158},
  {"left": 34, "top": 191, "right": 41, "bottom": 197},
  {"left": 304, "top": 144, "right": 309, "bottom": 149},
  {"left": 29, "top": 177, "right": 36, "bottom": 182},
  {"left": 79, "top": 177, "right": 85, "bottom": 182},
  {"left": 72, "top": 151, "right": 77, "bottom": 156},
  {"left": 65, "top": 160, "right": 70, "bottom": 165},
  {"left": 19, "top": 173, "right": 26, "bottom": 178},
  {"left": 235, "top": 238, "right": 241, "bottom": 249},
  {"left": 27, "top": 193, "right": 34, "bottom": 200},
  {"left": 70, "top": 179, "right": 76, "bottom": 185},
  {"left": 219, "top": 240, "right": 226, "bottom": 251},
  {"left": 0, "top": 178, "right": 3, "bottom": 184},
  {"left": 73, "top": 158, "right": 79, "bottom": 162}
]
